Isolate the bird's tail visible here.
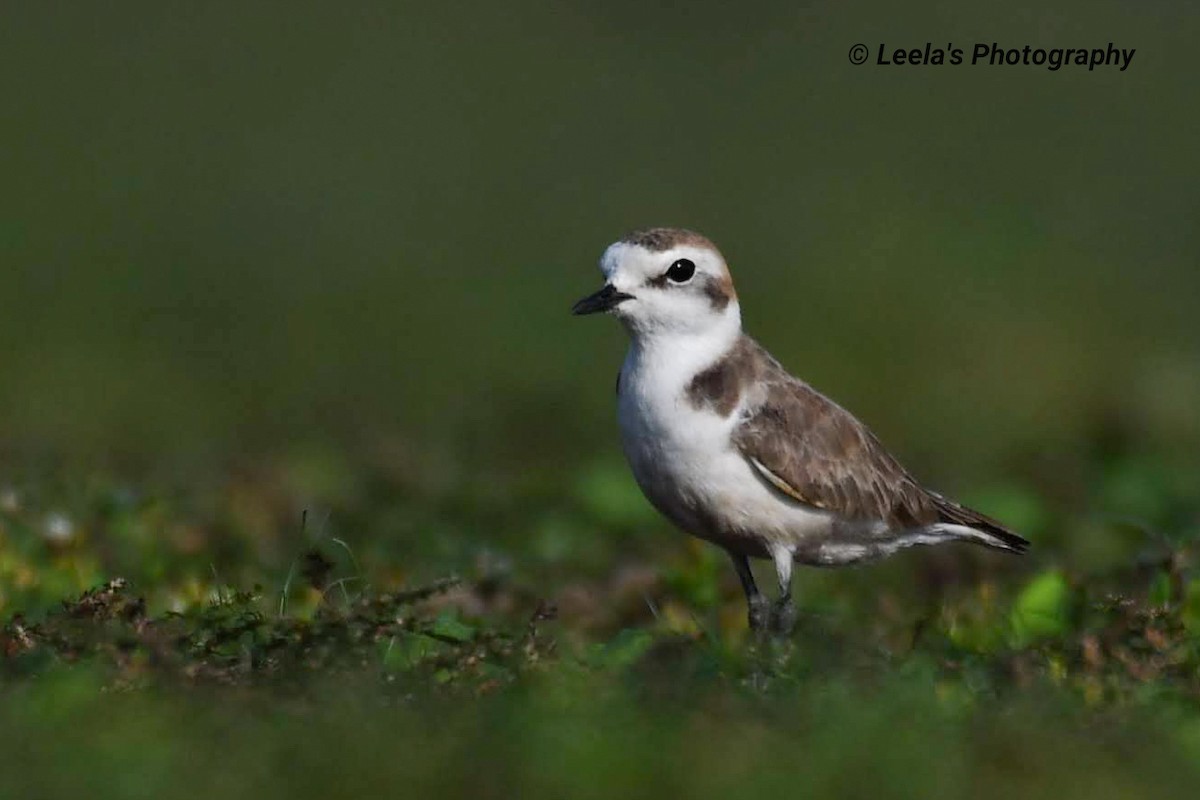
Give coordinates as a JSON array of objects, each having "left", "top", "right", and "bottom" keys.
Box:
[{"left": 929, "top": 492, "right": 1030, "bottom": 554}]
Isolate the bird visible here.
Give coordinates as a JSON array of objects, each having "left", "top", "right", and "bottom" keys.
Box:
[{"left": 572, "top": 227, "right": 1029, "bottom": 635}]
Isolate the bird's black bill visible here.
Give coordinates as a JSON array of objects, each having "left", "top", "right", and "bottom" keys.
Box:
[{"left": 571, "top": 284, "right": 634, "bottom": 315}]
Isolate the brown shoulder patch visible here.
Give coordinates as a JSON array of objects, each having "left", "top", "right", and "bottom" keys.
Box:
[
  {"left": 686, "top": 336, "right": 758, "bottom": 417},
  {"left": 621, "top": 227, "right": 717, "bottom": 253}
]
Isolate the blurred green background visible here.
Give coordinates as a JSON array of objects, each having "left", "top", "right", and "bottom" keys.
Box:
[
  {"left": 2, "top": 1, "right": 1196, "bottom": 480},
  {"left": 3, "top": 3, "right": 1200, "bottom": 797}
]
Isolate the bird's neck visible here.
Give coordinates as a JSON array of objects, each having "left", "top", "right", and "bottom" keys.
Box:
[{"left": 625, "top": 303, "right": 743, "bottom": 388}]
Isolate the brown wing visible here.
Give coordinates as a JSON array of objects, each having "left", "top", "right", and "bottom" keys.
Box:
[{"left": 732, "top": 345, "right": 938, "bottom": 529}]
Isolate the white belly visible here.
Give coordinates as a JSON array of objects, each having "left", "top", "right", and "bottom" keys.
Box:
[{"left": 616, "top": 358, "right": 833, "bottom": 558}]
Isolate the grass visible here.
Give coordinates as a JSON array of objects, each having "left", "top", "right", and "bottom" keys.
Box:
[{"left": 2, "top": 436, "right": 1200, "bottom": 798}]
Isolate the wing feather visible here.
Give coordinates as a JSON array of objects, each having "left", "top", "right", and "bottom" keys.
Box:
[{"left": 732, "top": 341, "right": 938, "bottom": 528}]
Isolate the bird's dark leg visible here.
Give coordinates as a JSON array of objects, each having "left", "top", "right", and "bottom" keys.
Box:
[
  {"left": 769, "top": 546, "right": 797, "bottom": 636},
  {"left": 729, "top": 552, "right": 769, "bottom": 632}
]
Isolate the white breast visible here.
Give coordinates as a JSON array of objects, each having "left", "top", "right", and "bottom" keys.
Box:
[{"left": 615, "top": 325, "right": 833, "bottom": 556}]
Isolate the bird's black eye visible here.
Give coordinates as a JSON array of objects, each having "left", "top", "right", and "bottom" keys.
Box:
[{"left": 665, "top": 259, "right": 696, "bottom": 283}]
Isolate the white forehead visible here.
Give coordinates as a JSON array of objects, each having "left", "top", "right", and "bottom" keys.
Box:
[{"left": 599, "top": 242, "right": 719, "bottom": 282}]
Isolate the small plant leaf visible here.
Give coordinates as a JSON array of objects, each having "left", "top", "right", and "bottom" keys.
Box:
[{"left": 1010, "top": 570, "right": 1071, "bottom": 646}]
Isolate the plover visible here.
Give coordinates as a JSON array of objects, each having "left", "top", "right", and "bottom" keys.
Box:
[{"left": 573, "top": 228, "right": 1029, "bottom": 634}]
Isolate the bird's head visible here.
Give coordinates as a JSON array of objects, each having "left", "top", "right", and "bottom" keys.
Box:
[{"left": 572, "top": 228, "right": 740, "bottom": 340}]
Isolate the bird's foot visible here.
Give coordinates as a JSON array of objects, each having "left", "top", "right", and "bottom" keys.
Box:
[
  {"left": 770, "top": 595, "right": 797, "bottom": 637},
  {"left": 747, "top": 594, "right": 771, "bottom": 633}
]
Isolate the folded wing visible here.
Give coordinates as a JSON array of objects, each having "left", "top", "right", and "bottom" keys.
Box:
[{"left": 732, "top": 341, "right": 939, "bottom": 530}]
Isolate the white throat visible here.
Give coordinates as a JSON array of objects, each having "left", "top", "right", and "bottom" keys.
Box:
[{"left": 623, "top": 301, "right": 742, "bottom": 390}]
